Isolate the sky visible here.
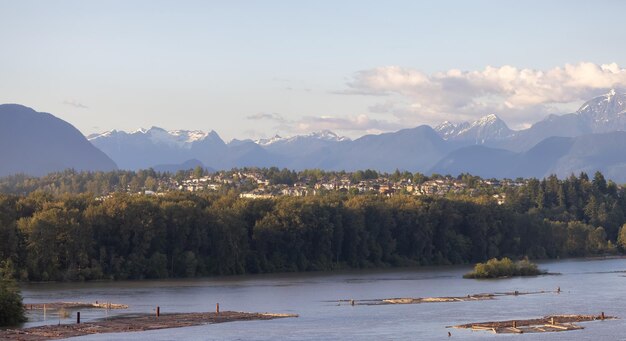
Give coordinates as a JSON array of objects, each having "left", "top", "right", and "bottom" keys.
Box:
[{"left": 2, "top": 0, "right": 626, "bottom": 141}]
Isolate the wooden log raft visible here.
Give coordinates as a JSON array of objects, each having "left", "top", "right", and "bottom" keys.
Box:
[{"left": 450, "top": 314, "right": 615, "bottom": 334}]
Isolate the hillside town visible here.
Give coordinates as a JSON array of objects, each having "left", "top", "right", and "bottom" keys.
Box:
[{"left": 139, "top": 168, "right": 527, "bottom": 203}]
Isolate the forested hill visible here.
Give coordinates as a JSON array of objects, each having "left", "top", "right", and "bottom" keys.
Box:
[{"left": 0, "top": 172, "right": 625, "bottom": 281}]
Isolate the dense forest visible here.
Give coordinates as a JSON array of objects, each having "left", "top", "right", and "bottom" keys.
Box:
[{"left": 0, "top": 171, "right": 625, "bottom": 281}]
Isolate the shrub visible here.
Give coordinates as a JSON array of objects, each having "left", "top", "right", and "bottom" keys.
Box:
[
  {"left": 463, "top": 257, "right": 545, "bottom": 279},
  {"left": 0, "top": 279, "right": 26, "bottom": 326},
  {"left": 0, "top": 260, "right": 26, "bottom": 326}
]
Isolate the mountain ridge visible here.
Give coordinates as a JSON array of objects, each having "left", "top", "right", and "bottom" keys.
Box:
[
  {"left": 0, "top": 104, "right": 117, "bottom": 177},
  {"left": 4, "top": 89, "right": 626, "bottom": 182}
]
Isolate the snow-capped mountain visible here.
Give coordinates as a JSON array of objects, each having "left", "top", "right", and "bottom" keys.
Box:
[
  {"left": 434, "top": 121, "right": 470, "bottom": 140},
  {"left": 76, "top": 89, "right": 626, "bottom": 181},
  {"left": 255, "top": 130, "right": 350, "bottom": 146},
  {"left": 88, "top": 127, "right": 211, "bottom": 149},
  {"left": 255, "top": 135, "right": 284, "bottom": 146},
  {"left": 435, "top": 114, "right": 514, "bottom": 144},
  {"left": 576, "top": 88, "right": 626, "bottom": 133},
  {"left": 493, "top": 89, "right": 626, "bottom": 152},
  {"left": 88, "top": 126, "right": 227, "bottom": 170}
]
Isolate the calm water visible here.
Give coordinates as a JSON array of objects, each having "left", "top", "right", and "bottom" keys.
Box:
[{"left": 19, "top": 258, "right": 626, "bottom": 340}]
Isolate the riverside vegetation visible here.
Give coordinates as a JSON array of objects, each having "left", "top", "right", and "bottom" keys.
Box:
[
  {"left": 0, "top": 170, "right": 625, "bottom": 282},
  {"left": 0, "top": 262, "right": 26, "bottom": 326},
  {"left": 463, "top": 257, "right": 545, "bottom": 279}
]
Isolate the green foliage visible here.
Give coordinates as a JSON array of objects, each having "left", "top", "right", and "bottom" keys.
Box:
[
  {"left": 0, "top": 170, "right": 623, "bottom": 282},
  {"left": 618, "top": 224, "right": 626, "bottom": 251},
  {"left": 0, "top": 261, "right": 26, "bottom": 326},
  {"left": 463, "top": 257, "right": 545, "bottom": 279}
]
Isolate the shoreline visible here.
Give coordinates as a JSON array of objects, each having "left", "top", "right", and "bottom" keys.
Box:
[
  {"left": 17, "top": 255, "right": 626, "bottom": 286},
  {"left": 0, "top": 311, "right": 298, "bottom": 341}
]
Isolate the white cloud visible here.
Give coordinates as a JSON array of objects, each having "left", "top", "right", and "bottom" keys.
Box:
[
  {"left": 246, "top": 112, "right": 286, "bottom": 122},
  {"left": 341, "top": 62, "right": 626, "bottom": 128},
  {"left": 246, "top": 110, "right": 401, "bottom": 137},
  {"left": 63, "top": 100, "right": 88, "bottom": 109},
  {"left": 294, "top": 114, "right": 403, "bottom": 135}
]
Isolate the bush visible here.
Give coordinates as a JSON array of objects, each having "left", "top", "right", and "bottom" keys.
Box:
[{"left": 463, "top": 257, "right": 545, "bottom": 279}]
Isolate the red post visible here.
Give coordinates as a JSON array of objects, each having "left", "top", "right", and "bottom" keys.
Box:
[{"left": 216, "top": 303, "right": 220, "bottom": 315}]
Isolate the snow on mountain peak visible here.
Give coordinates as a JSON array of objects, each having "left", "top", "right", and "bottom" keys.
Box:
[
  {"left": 87, "top": 130, "right": 116, "bottom": 140},
  {"left": 483, "top": 113, "right": 499, "bottom": 122},
  {"left": 88, "top": 127, "right": 212, "bottom": 148},
  {"left": 255, "top": 134, "right": 283, "bottom": 146},
  {"left": 435, "top": 114, "right": 512, "bottom": 143},
  {"left": 574, "top": 89, "right": 626, "bottom": 131},
  {"left": 608, "top": 88, "right": 616, "bottom": 98},
  {"left": 435, "top": 121, "right": 469, "bottom": 139},
  {"left": 308, "top": 130, "right": 349, "bottom": 141},
  {"left": 169, "top": 129, "right": 209, "bottom": 143},
  {"left": 255, "top": 130, "right": 349, "bottom": 146}
]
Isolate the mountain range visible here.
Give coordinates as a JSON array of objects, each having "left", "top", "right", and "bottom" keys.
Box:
[
  {"left": 2, "top": 89, "right": 626, "bottom": 182},
  {"left": 0, "top": 104, "right": 117, "bottom": 177}
]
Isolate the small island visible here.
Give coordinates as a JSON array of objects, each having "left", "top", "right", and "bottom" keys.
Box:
[{"left": 463, "top": 257, "right": 546, "bottom": 279}]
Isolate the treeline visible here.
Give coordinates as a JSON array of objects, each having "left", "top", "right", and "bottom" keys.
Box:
[
  {"left": 0, "top": 167, "right": 496, "bottom": 197},
  {"left": 0, "top": 171, "right": 624, "bottom": 281},
  {"left": 0, "top": 169, "right": 172, "bottom": 196}
]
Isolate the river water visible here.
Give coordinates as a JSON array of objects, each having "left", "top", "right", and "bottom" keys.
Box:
[{"left": 19, "top": 257, "right": 626, "bottom": 340}]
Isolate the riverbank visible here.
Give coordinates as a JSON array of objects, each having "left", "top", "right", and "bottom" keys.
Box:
[{"left": 0, "top": 311, "right": 298, "bottom": 341}]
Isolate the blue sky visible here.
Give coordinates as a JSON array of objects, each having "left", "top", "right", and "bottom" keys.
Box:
[{"left": 2, "top": 0, "right": 626, "bottom": 140}]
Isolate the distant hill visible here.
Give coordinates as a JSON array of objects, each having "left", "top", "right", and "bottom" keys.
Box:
[
  {"left": 312, "top": 125, "right": 452, "bottom": 172},
  {"left": 431, "top": 131, "right": 626, "bottom": 183},
  {"left": 152, "top": 159, "right": 213, "bottom": 173},
  {"left": 0, "top": 104, "right": 117, "bottom": 177}
]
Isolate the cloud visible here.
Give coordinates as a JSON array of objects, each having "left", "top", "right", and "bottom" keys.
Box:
[
  {"left": 293, "top": 114, "right": 403, "bottom": 134},
  {"left": 247, "top": 110, "right": 400, "bottom": 137},
  {"left": 246, "top": 112, "right": 286, "bottom": 122},
  {"left": 340, "top": 62, "right": 626, "bottom": 128},
  {"left": 63, "top": 100, "right": 88, "bottom": 109}
]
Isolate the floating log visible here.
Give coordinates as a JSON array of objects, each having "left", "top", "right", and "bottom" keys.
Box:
[
  {"left": 0, "top": 311, "right": 298, "bottom": 341},
  {"left": 451, "top": 314, "right": 616, "bottom": 334},
  {"left": 342, "top": 290, "right": 550, "bottom": 306},
  {"left": 25, "top": 302, "right": 128, "bottom": 310},
  {"left": 546, "top": 323, "right": 568, "bottom": 330}
]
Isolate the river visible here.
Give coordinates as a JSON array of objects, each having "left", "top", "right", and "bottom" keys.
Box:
[{"left": 18, "top": 257, "right": 626, "bottom": 340}]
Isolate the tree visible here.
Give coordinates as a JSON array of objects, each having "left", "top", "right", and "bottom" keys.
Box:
[
  {"left": 592, "top": 171, "right": 607, "bottom": 194},
  {"left": 618, "top": 224, "right": 626, "bottom": 251},
  {"left": 0, "top": 261, "right": 26, "bottom": 326},
  {"left": 193, "top": 166, "right": 204, "bottom": 179}
]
